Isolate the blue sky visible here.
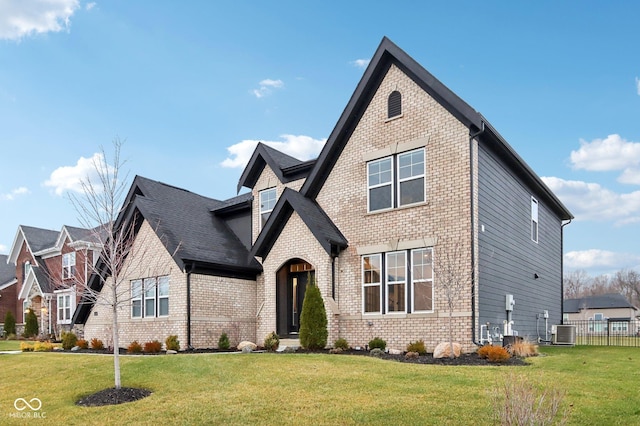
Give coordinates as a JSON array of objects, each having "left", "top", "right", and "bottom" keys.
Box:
[{"left": 0, "top": 1, "right": 639, "bottom": 277}]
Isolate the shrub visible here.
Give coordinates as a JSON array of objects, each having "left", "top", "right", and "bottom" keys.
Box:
[
  {"left": 76, "top": 339, "right": 89, "bottom": 349},
  {"left": 509, "top": 340, "right": 539, "bottom": 358},
  {"left": 144, "top": 340, "right": 162, "bottom": 353},
  {"left": 299, "top": 275, "right": 328, "bottom": 350},
  {"left": 218, "top": 332, "right": 230, "bottom": 350},
  {"left": 406, "top": 339, "right": 427, "bottom": 355},
  {"left": 405, "top": 351, "right": 419, "bottom": 359},
  {"left": 333, "top": 338, "right": 349, "bottom": 351},
  {"left": 61, "top": 332, "right": 78, "bottom": 350},
  {"left": 477, "top": 344, "right": 511, "bottom": 363},
  {"left": 90, "top": 338, "right": 104, "bottom": 350},
  {"left": 127, "top": 340, "right": 143, "bottom": 354},
  {"left": 263, "top": 331, "right": 280, "bottom": 351},
  {"left": 6, "top": 333, "right": 17, "bottom": 341},
  {"left": 368, "top": 337, "right": 386, "bottom": 351},
  {"left": 20, "top": 342, "right": 34, "bottom": 352},
  {"left": 165, "top": 335, "right": 180, "bottom": 351},
  {"left": 4, "top": 310, "right": 16, "bottom": 336},
  {"left": 34, "top": 341, "right": 55, "bottom": 352},
  {"left": 493, "top": 373, "right": 569, "bottom": 425},
  {"left": 24, "top": 309, "right": 38, "bottom": 338},
  {"left": 370, "top": 348, "right": 384, "bottom": 357}
]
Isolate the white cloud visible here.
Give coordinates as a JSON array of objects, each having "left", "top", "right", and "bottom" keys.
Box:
[
  {"left": 564, "top": 249, "right": 640, "bottom": 271},
  {"left": 251, "top": 79, "right": 284, "bottom": 98},
  {"left": 636, "top": 77, "right": 640, "bottom": 96},
  {"left": 0, "top": 244, "right": 8, "bottom": 254},
  {"left": 0, "top": 0, "right": 80, "bottom": 41},
  {"left": 570, "top": 134, "right": 640, "bottom": 172},
  {"left": 0, "top": 186, "right": 30, "bottom": 201},
  {"left": 221, "top": 135, "right": 326, "bottom": 169},
  {"left": 86, "top": 2, "right": 96, "bottom": 11},
  {"left": 350, "top": 59, "right": 371, "bottom": 69},
  {"left": 542, "top": 176, "right": 640, "bottom": 225},
  {"left": 44, "top": 152, "right": 111, "bottom": 195}
]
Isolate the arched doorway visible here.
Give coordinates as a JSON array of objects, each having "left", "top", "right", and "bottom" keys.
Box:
[{"left": 276, "top": 259, "right": 315, "bottom": 337}]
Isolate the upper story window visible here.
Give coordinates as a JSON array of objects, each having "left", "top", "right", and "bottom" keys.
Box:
[
  {"left": 23, "top": 261, "right": 31, "bottom": 283},
  {"left": 259, "top": 188, "right": 277, "bottom": 229},
  {"left": 388, "top": 90, "right": 402, "bottom": 119},
  {"left": 531, "top": 197, "right": 539, "bottom": 243},
  {"left": 367, "top": 148, "right": 425, "bottom": 212},
  {"left": 62, "top": 252, "right": 76, "bottom": 280}
]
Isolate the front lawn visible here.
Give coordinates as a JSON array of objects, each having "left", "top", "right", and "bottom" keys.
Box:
[
  {"left": 0, "top": 346, "right": 638, "bottom": 425},
  {"left": 0, "top": 340, "right": 21, "bottom": 351}
]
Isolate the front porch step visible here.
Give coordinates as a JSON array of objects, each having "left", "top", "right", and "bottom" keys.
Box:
[{"left": 277, "top": 338, "right": 300, "bottom": 352}]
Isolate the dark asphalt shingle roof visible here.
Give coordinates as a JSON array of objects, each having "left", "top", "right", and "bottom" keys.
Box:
[
  {"left": 237, "top": 143, "right": 313, "bottom": 192},
  {"left": 20, "top": 225, "right": 59, "bottom": 253},
  {"left": 0, "top": 254, "right": 16, "bottom": 287},
  {"left": 564, "top": 293, "right": 637, "bottom": 313}
]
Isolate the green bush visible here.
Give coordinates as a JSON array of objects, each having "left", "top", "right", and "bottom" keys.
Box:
[
  {"left": 24, "top": 309, "right": 38, "bottom": 338},
  {"left": 127, "top": 340, "right": 143, "bottom": 354},
  {"left": 368, "top": 337, "right": 386, "bottom": 351},
  {"left": 406, "top": 339, "right": 427, "bottom": 355},
  {"left": 61, "top": 332, "right": 78, "bottom": 350},
  {"left": 218, "top": 332, "right": 230, "bottom": 350},
  {"left": 90, "top": 338, "right": 104, "bottom": 350},
  {"left": 4, "top": 310, "right": 16, "bottom": 336},
  {"left": 333, "top": 338, "right": 349, "bottom": 350},
  {"left": 144, "top": 340, "right": 162, "bottom": 353},
  {"left": 370, "top": 348, "right": 384, "bottom": 357},
  {"left": 299, "top": 274, "right": 327, "bottom": 350},
  {"left": 165, "top": 335, "right": 180, "bottom": 351},
  {"left": 263, "top": 331, "right": 279, "bottom": 351}
]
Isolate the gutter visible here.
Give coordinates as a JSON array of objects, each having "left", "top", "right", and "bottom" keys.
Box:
[{"left": 469, "top": 122, "right": 485, "bottom": 346}]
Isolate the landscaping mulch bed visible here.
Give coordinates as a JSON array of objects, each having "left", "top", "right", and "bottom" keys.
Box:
[{"left": 76, "top": 387, "right": 152, "bottom": 407}]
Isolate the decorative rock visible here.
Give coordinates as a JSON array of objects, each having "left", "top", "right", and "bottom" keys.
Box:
[
  {"left": 241, "top": 346, "right": 253, "bottom": 353},
  {"left": 276, "top": 345, "right": 287, "bottom": 353},
  {"left": 433, "top": 342, "right": 462, "bottom": 359},
  {"left": 71, "top": 346, "right": 80, "bottom": 352},
  {"left": 237, "top": 341, "right": 257, "bottom": 351},
  {"left": 388, "top": 348, "right": 402, "bottom": 355},
  {"left": 166, "top": 350, "right": 177, "bottom": 355},
  {"left": 53, "top": 346, "right": 63, "bottom": 351}
]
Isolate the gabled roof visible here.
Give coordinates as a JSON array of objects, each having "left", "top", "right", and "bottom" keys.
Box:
[
  {"left": 237, "top": 143, "right": 315, "bottom": 192},
  {"left": 252, "top": 187, "right": 348, "bottom": 259},
  {"left": 299, "top": 37, "right": 572, "bottom": 221},
  {"left": 119, "top": 176, "right": 262, "bottom": 275},
  {"left": 211, "top": 192, "right": 252, "bottom": 216},
  {"left": 0, "top": 254, "right": 16, "bottom": 290},
  {"left": 564, "top": 293, "right": 638, "bottom": 313},
  {"left": 18, "top": 259, "right": 52, "bottom": 299},
  {"left": 8, "top": 225, "right": 59, "bottom": 264},
  {"left": 36, "top": 225, "right": 102, "bottom": 257}
]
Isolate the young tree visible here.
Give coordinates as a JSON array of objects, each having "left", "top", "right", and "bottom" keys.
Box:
[
  {"left": 3, "top": 310, "right": 16, "bottom": 336},
  {"left": 24, "top": 308, "right": 38, "bottom": 338},
  {"left": 299, "top": 273, "right": 328, "bottom": 350},
  {"left": 432, "top": 238, "right": 474, "bottom": 358}
]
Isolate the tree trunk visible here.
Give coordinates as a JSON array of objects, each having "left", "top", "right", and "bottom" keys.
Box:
[
  {"left": 112, "top": 301, "right": 121, "bottom": 389},
  {"left": 448, "top": 308, "right": 454, "bottom": 359}
]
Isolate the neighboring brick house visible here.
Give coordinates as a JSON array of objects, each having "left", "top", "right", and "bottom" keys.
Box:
[
  {"left": 0, "top": 254, "right": 18, "bottom": 332},
  {"left": 6, "top": 225, "right": 99, "bottom": 337},
  {"left": 563, "top": 293, "right": 639, "bottom": 334},
  {"left": 75, "top": 37, "right": 572, "bottom": 351}
]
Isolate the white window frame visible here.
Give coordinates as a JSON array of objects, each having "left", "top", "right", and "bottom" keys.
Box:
[
  {"left": 531, "top": 197, "right": 539, "bottom": 243},
  {"left": 411, "top": 248, "right": 434, "bottom": 313},
  {"left": 259, "top": 187, "right": 277, "bottom": 230},
  {"left": 144, "top": 277, "right": 157, "bottom": 318},
  {"left": 62, "top": 252, "right": 76, "bottom": 280},
  {"left": 158, "top": 276, "right": 169, "bottom": 317},
  {"left": 367, "top": 157, "right": 394, "bottom": 213},
  {"left": 56, "top": 291, "right": 74, "bottom": 324},
  {"left": 23, "top": 300, "right": 29, "bottom": 323},
  {"left": 23, "top": 261, "right": 31, "bottom": 284},
  {"left": 397, "top": 148, "right": 425, "bottom": 207},
  {"left": 386, "top": 251, "right": 407, "bottom": 314},
  {"left": 131, "top": 279, "right": 142, "bottom": 318},
  {"left": 362, "top": 254, "right": 382, "bottom": 315}
]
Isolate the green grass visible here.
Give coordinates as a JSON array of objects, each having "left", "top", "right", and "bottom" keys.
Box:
[
  {"left": 0, "top": 340, "right": 21, "bottom": 351},
  {"left": 0, "top": 346, "right": 638, "bottom": 425}
]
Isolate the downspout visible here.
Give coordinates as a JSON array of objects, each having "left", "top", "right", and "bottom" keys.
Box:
[
  {"left": 186, "top": 262, "right": 194, "bottom": 350},
  {"left": 331, "top": 254, "right": 336, "bottom": 300},
  {"left": 560, "top": 219, "right": 572, "bottom": 324},
  {"left": 469, "top": 122, "right": 485, "bottom": 346}
]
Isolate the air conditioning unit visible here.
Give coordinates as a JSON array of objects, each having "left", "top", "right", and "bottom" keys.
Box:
[{"left": 552, "top": 325, "right": 576, "bottom": 345}]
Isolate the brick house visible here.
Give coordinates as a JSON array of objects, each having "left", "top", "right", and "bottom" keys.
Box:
[
  {"left": 75, "top": 37, "right": 572, "bottom": 351},
  {"left": 6, "top": 225, "right": 99, "bottom": 337},
  {"left": 0, "top": 254, "right": 18, "bottom": 332}
]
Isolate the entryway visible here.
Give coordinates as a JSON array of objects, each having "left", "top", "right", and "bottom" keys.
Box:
[{"left": 276, "top": 259, "right": 315, "bottom": 337}]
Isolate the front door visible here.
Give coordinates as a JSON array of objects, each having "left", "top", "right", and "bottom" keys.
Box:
[{"left": 288, "top": 271, "right": 309, "bottom": 334}]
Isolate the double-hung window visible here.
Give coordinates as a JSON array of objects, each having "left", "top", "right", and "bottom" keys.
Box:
[
  {"left": 411, "top": 248, "right": 433, "bottom": 312},
  {"left": 531, "top": 197, "right": 539, "bottom": 243},
  {"left": 62, "top": 252, "right": 76, "bottom": 279},
  {"left": 57, "top": 293, "right": 72, "bottom": 324},
  {"left": 131, "top": 276, "right": 169, "bottom": 318},
  {"left": 367, "top": 148, "right": 425, "bottom": 212},
  {"left": 362, "top": 254, "right": 382, "bottom": 314},
  {"left": 386, "top": 251, "right": 407, "bottom": 313},
  {"left": 259, "top": 188, "right": 277, "bottom": 229}
]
